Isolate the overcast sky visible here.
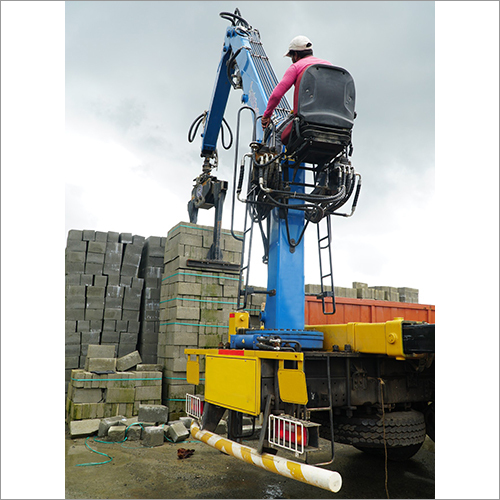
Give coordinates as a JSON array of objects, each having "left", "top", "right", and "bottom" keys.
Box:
[{"left": 65, "top": 1, "right": 437, "bottom": 302}]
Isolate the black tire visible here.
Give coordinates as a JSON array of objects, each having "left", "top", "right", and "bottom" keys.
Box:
[
  {"left": 354, "top": 443, "right": 424, "bottom": 461},
  {"left": 332, "top": 410, "right": 426, "bottom": 461},
  {"left": 424, "top": 402, "right": 435, "bottom": 442}
]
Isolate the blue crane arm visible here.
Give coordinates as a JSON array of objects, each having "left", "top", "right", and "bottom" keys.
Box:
[{"left": 200, "top": 21, "right": 291, "bottom": 158}]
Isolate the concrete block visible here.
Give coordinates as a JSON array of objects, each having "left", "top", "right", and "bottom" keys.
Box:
[
  {"left": 65, "top": 262, "right": 85, "bottom": 274},
  {"left": 98, "top": 415, "right": 127, "bottom": 436},
  {"left": 101, "top": 331, "right": 120, "bottom": 343},
  {"left": 352, "top": 282, "right": 368, "bottom": 289},
  {"left": 88, "top": 344, "right": 116, "bottom": 358},
  {"left": 167, "top": 421, "right": 189, "bottom": 443},
  {"left": 135, "top": 385, "right": 161, "bottom": 401},
  {"left": 86, "top": 358, "right": 116, "bottom": 372},
  {"left": 121, "top": 310, "right": 139, "bottom": 322},
  {"left": 126, "top": 425, "right": 142, "bottom": 441},
  {"left": 142, "top": 426, "right": 164, "bottom": 447},
  {"left": 120, "top": 264, "right": 139, "bottom": 277},
  {"left": 107, "top": 231, "right": 120, "bottom": 242},
  {"left": 67, "top": 229, "right": 83, "bottom": 241},
  {"left": 85, "top": 263, "right": 103, "bottom": 275},
  {"left": 104, "top": 308, "right": 122, "bottom": 320},
  {"left": 65, "top": 356, "right": 80, "bottom": 369},
  {"left": 94, "top": 275, "right": 108, "bottom": 287},
  {"left": 136, "top": 364, "right": 163, "bottom": 372},
  {"left": 88, "top": 241, "right": 107, "bottom": 254},
  {"left": 105, "top": 296, "right": 123, "bottom": 308},
  {"left": 107, "top": 274, "right": 120, "bottom": 285},
  {"left": 103, "top": 320, "right": 117, "bottom": 331},
  {"left": 116, "top": 351, "right": 142, "bottom": 371},
  {"left": 72, "top": 388, "right": 104, "bottom": 403},
  {"left": 118, "top": 343, "right": 137, "bottom": 357},
  {"left": 128, "top": 321, "right": 140, "bottom": 333},
  {"left": 86, "top": 252, "right": 105, "bottom": 265},
  {"left": 120, "top": 276, "right": 133, "bottom": 287},
  {"left": 84, "top": 308, "right": 104, "bottom": 321},
  {"left": 82, "top": 229, "right": 96, "bottom": 241},
  {"left": 81, "top": 331, "right": 101, "bottom": 345},
  {"left": 179, "top": 416, "right": 194, "bottom": 429},
  {"left": 65, "top": 331, "right": 81, "bottom": 345},
  {"left": 106, "top": 388, "right": 136, "bottom": 403},
  {"left": 108, "top": 425, "right": 126, "bottom": 442},
  {"left": 77, "top": 320, "right": 90, "bottom": 331},
  {"left": 120, "top": 332, "right": 139, "bottom": 344},
  {"left": 120, "top": 233, "right": 134, "bottom": 244},
  {"left": 66, "top": 344, "right": 80, "bottom": 357},
  {"left": 69, "top": 418, "right": 100, "bottom": 437},
  {"left": 138, "top": 404, "right": 169, "bottom": 424},
  {"left": 95, "top": 231, "right": 108, "bottom": 242}
]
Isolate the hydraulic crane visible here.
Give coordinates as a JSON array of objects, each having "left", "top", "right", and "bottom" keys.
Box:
[{"left": 184, "top": 9, "right": 434, "bottom": 493}]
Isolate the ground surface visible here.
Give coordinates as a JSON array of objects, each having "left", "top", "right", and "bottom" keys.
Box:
[{"left": 65, "top": 429, "right": 434, "bottom": 499}]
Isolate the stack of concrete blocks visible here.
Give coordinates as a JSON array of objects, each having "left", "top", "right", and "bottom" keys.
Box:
[
  {"left": 352, "top": 282, "right": 385, "bottom": 300},
  {"left": 367, "top": 285, "right": 400, "bottom": 302},
  {"left": 159, "top": 222, "right": 243, "bottom": 420},
  {"left": 138, "top": 236, "right": 167, "bottom": 364},
  {"left": 66, "top": 345, "right": 162, "bottom": 422},
  {"left": 304, "top": 283, "right": 357, "bottom": 299},
  {"left": 397, "top": 287, "right": 419, "bottom": 303},
  {"left": 65, "top": 230, "right": 145, "bottom": 394}
]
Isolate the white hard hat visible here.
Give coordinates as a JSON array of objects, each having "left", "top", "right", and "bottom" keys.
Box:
[{"left": 284, "top": 35, "right": 313, "bottom": 57}]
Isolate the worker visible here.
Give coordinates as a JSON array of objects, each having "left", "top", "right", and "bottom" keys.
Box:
[{"left": 261, "top": 35, "right": 333, "bottom": 144}]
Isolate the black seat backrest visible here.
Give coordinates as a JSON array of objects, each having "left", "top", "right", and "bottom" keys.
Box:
[{"left": 296, "top": 64, "right": 356, "bottom": 130}]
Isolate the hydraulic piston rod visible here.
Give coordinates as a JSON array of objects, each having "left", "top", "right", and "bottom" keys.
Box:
[{"left": 190, "top": 423, "right": 342, "bottom": 493}]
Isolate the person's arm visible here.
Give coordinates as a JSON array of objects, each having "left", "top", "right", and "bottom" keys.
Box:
[{"left": 262, "top": 64, "right": 298, "bottom": 127}]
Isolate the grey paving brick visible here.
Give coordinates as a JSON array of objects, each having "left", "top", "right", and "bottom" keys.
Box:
[
  {"left": 72, "top": 388, "right": 104, "bottom": 403},
  {"left": 85, "top": 308, "right": 104, "bottom": 321},
  {"left": 86, "top": 252, "right": 104, "bottom": 265},
  {"left": 122, "top": 310, "right": 140, "bottom": 321},
  {"left": 108, "top": 425, "right": 126, "bottom": 442},
  {"left": 81, "top": 331, "right": 101, "bottom": 344},
  {"left": 94, "top": 275, "right": 108, "bottom": 287},
  {"left": 116, "top": 350, "right": 142, "bottom": 371},
  {"left": 167, "top": 421, "right": 189, "bottom": 443},
  {"left": 69, "top": 418, "right": 100, "bottom": 437},
  {"left": 67, "top": 229, "right": 83, "bottom": 241},
  {"left": 138, "top": 404, "right": 169, "bottom": 424},
  {"left": 88, "top": 241, "right": 107, "bottom": 254},
  {"left": 98, "top": 416, "right": 127, "bottom": 437},
  {"left": 101, "top": 331, "right": 120, "bottom": 343},
  {"left": 118, "top": 343, "right": 137, "bottom": 358},
  {"left": 80, "top": 274, "right": 94, "bottom": 286},
  {"left": 82, "top": 230, "right": 96, "bottom": 241},
  {"left": 120, "top": 332, "right": 139, "bottom": 344},
  {"left": 88, "top": 344, "right": 116, "bottom": 358},
  {"left": 142, "top": 426, "right": 164, "bottom": 447},
  {"left": 104, "top": 308, "right": 122, "bottom": 320},
  {"left": 65, "top": 331, "right": 81, "bottom": 345}
]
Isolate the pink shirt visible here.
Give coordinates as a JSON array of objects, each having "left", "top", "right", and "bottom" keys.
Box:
[{"left": 263, "top": 56, "right": 333, "bottom": 119}]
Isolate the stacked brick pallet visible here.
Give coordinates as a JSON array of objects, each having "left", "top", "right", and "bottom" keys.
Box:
[
  {"left": 159, "top": 222, "right": 243, "bottom": 419},
  {"left": 137, "top": 237, "right": 167, "bottom": 364},
  {"left": 65, "top": 230, "right": 145, "bottom": 393},
  {"left": 66, "top": 345, "right": 162, "bottom": 421}
]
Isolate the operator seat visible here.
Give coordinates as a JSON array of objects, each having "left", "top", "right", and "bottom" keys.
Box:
[{"left": 285, "top": 64, "right": 356, "bottom": 165}]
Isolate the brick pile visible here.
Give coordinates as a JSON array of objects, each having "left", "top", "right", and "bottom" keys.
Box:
[
  {"left": 66, "top": 345, "right": 162, "bottom": 421},
  {"left": 137, "top": 236, "right": 167, "bottom": 364},
  {"left": 158, "top": 222, "right": 242, "bottom": 419},
  {"left": 65, "top": 230, "right": 145, "bottom": 393}
]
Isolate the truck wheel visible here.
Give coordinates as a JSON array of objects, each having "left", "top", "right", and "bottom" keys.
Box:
[
  {"left": 424, "top": 402, "right": 435, "bottom": 442},
  {"left": 333, "top": 410, "right": 426, "bottom": 461}
]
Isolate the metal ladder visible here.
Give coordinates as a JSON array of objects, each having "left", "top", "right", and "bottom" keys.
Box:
[{"left": 317, "top": 214, "right": 336, "bottom": 315}]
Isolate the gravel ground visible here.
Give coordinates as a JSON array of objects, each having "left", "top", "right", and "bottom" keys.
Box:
[{"left": 65, "top": 430, "right": 434, "bottom": 499}]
